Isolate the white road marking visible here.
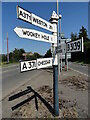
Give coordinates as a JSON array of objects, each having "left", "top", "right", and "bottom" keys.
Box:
[{"left": 70, "top": 67, "right": 89, "bottom": 77}]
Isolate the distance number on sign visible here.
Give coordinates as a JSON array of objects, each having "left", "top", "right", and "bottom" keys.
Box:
[{"left": 67, "top": 40, "right": 81, "bottom": 52}]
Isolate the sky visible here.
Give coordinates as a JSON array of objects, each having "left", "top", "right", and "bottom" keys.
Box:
[{"left": 2, "top": 2, "right": 88, "bottom": 55}]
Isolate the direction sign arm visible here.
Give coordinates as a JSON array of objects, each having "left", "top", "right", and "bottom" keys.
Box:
[{"left": 17, "top": 6, "right": 54, "bottom": 32}]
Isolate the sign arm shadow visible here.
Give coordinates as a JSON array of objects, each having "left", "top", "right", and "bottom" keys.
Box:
[{"left": 8, "top": 86, "right": 54, "bottom": 116}]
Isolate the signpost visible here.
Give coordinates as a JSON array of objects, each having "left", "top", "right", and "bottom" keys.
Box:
[
  {"left": 17, "top": 6, "right": 54, "bottom": 32},
  {"left": 15, "top": 8, "right": 59, "bottom": 116},
  {"left": 55, "top": 45, "right": 62, "bottom": 54},
  {"left": 65, "top": 38, "right": 84, "bottom": 71},
  {"left": 50, "top": 11, "right": 59, "bottom": 116},
  {"left": 14, "top": 27, "right": 56, "bottom": 43},
  {"left": 14, "top": 5, "right": 85, "bottom": 117},
  {"left": 59, "top": 32, "right": 65, "bottom": 38},
  {"left": 20, "top": 60, "right": 37, "bottom": 72},
  {"left": 37, "top": 58, "right": 53, "bottom": 69},
  {"left": 66, "top": 38, "right": 84, "bottom": 53},
  {"left": 20, "top": 58, "right": 53, "bottom": 72}
]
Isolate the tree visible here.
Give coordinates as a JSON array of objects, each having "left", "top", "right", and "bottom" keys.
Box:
[
  {"left": 10, "top": 48, "right": 25, "bottom": 62},
  {"left": 71, "top": 32, "right": 78, "bottom": 41},
  {"left": 18, "top": 48, "right": 25, "bottom": 60},
  {"left": 71, "top": 26, "right": 90, "bottom": 64},
  {"left": 9, "top": 52, "right": 13, "bottom": 62},
  {"left": 26, "top": 54, "right": 31, "bottom": 60},
  {"left": 33, "top": 52, "right": 42, "bottom": 58},
  {"left": 26, "top": 52, "right": 42, "bottom": 60},
  {"left": 79, "top": 26, "right": 88, "bottom": 41},
  {"left": 71, "top": 32, "right": 75, "bottom": 41},
  {"left": 74, "top": 33, "right": 78, "bottom": 40},
  {"left": 2, "top": 54, "right": 7, "bottom": 62},
  {"left": 44, "top": 49, "right": 52, "bottom": 58}
]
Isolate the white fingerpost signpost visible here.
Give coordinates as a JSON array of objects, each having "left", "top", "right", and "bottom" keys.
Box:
[
  {"left": 13, "top": 5, "right": 84, "bottom": 117},
  {"left": 20, "top": 60, "right": 37, "bottom": 72},
  {"left": 50, "top": 11, "right": 59, "bottom": 116},
  {"left": 20, "top": 57, "right": 53, "bottom": 72},
  {"left": 37, "top": 57, "right": 53, "bottom": 69},
  {"left": 17, "top": 6, "right": 54, "bottom": 32},
  {"left": 14, "top": 6, "right": 60, "bottom": 117},
  {"left": 14, "top": 27, "right": 56, "bottom": 43}
]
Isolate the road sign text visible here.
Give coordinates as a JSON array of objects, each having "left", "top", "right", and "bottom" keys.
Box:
[
  {"left": 66, "top": 39, "right": 83, "bottom": 53},
  {"left": 14, "top": 27, "right": 56, "bottom": 43},
  {"left": 17, "top": 6, "right": 54, "bottom": 32}
]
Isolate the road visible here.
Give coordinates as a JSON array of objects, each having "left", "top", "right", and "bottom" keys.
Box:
[
  {"left": 69, "top": 62, "right": 89, "bottom": 76},
  {"left": 1, "top": 64, "right": 42, "bottom": 99},
  {"left": 1, "top": 62, "right": 89, "bottom": 118},
  {"left": 1, "top": 62, "right": 89, "bottom": 100}
]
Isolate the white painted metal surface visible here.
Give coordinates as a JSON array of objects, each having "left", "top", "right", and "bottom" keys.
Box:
[
  {"left": 20, "top": 58, "right": 53, "bottom": 72},
  {"left": 66, "top": 39, "right": 84, "bottom": 53},
  {"left": 17, "top": 6, "right": 54, "bottom": 32},
  {"left": 37, "top": 57, "right": 53, "bottom": 69},
  {"left": 14, "top": 27, "right": 56, "bottom": 43},
  {"left": 20, "top": 60, "right": 37, "bottom": 72}
]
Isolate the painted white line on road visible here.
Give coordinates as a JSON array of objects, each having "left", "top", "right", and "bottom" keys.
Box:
[
  {"left": 70, "top": 67, "right": 88, "bottom": 77},
  {"left": 0, "top": 68, "right": 19, "bottom": 74}
]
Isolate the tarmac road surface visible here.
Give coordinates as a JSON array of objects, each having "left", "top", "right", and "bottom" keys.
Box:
[
  {"left": 1, "top": 62, "right": 89, "bottom": 100},
  {"left": 69, "top": 62, "right": 89, "bottom": 76},
  {"left": 1, "top": 64, "right": 42, "bottom": 100}
]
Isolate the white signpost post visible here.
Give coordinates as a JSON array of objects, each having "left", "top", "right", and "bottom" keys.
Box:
[
  {"left": 17, "top": 6, "right": 54, "bottom": 32},
  {"left": 14, "top": 27, "right": 56, "bottom": 43}
]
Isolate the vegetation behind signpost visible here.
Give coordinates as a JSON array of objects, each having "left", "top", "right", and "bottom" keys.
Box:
[{"left": 71, "top": 26, "right": 90, "bottom": 64}]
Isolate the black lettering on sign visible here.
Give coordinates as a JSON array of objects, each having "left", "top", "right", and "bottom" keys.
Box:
[
  {"left": 41, "top": 35, "right": 49, "bottom": 40},
  {"left": 22, "top": 30, "right": 27, "bottom": 35},
  {"left": 32, "top": 17, "right": 47, "bottom": 27},
  {"left": 22, "top": 30, "right": 40, "bottom": 39},
  {"left": 77, "top": 41, "right": 80, "bottom": 50},
  {"left": 28, "top": 62, "right": 32, "bottom": 68},
  {"left": 28, "top": 61, "right": 36, "bottom": 69},
  {"left": 22, "top": 62, "right": 27, "bottom": 70},
  {"left": 38, "top": 61, "right": 41, "bottom": 66},
  {"left": 67, "top": 44, "right": 70, "bottom": 51},
  {"left": 19, "top": 10, "right": 32, "bottom": 21},
  {"left": 38, "top": 60, "right": 50, "bottom": 66},
  {"left": 74, "top": 42, "right": 77, "bottom": 50},
  {"left": 71, "top": 43, "right": 74, "bottom": 51},
  {"left": 32, "top": 62, "right": 36, "bottom": 67},
  {"left": 49, "top": 25, "right": 53, "bottom": 30},
  {"left": 20, "top": 11, "right": 23, "bottom": 16}
]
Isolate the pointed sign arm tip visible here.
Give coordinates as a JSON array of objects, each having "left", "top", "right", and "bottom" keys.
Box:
[{"left": 14, "top": 27, "right": 17, "bottom": 32}]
